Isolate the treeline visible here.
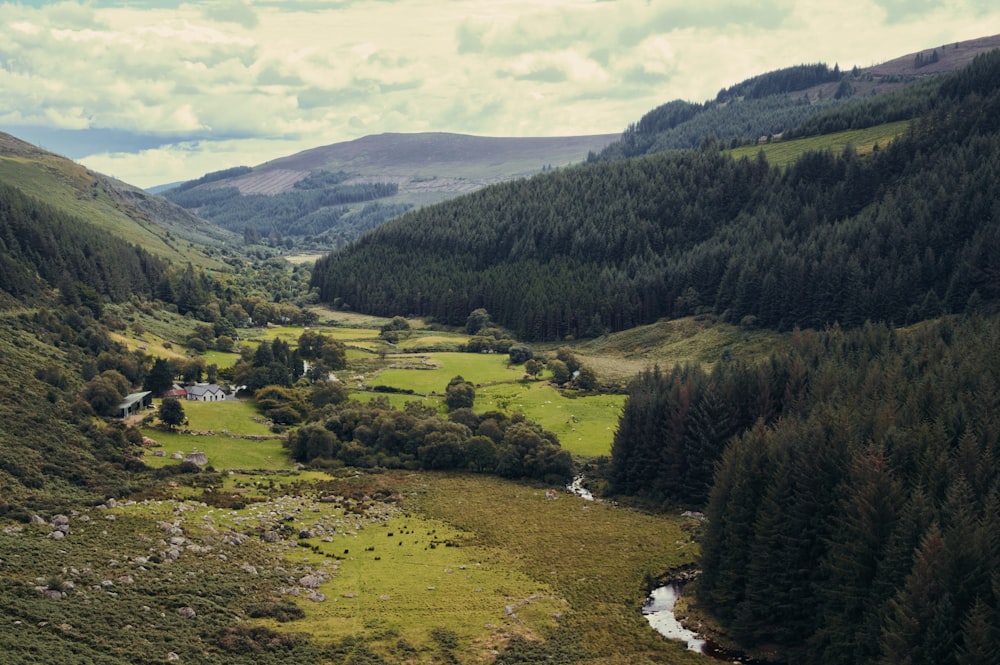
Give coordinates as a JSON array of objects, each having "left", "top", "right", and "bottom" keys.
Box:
[
  {"left": 289, "top": 401, "right": 573, "bottom": 484},
  {"left": 312, "top": 50, "right": 1000, "bottom": 341},
  {"left": 167, "top": 165, "right": 252, "bottom": 193},
  {"left": 634, "top": 316, "right": 1000, "bottom": 665},
  {"left": 715, "top": 63, "right": 841, "bottom": 102},
  {"left": 592, "top": 63, "right": 853, "bottom": 162},
  {"left": 163, "top": 181, "right": 400, "bottom": 238},
  {"left": 0, "top": 182, "right": 166, "bottom": 303},
  {"left": 594, "top": 95, "right": 840, "bottom": 161}
]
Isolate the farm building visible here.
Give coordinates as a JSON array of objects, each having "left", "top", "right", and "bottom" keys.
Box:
[{"left": 116, "top": 391, "right": 153, "bottom": 419}]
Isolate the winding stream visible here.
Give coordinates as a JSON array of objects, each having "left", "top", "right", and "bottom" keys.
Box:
[{"left": 643, "top": 584, "right": 707, "bottom": 653}]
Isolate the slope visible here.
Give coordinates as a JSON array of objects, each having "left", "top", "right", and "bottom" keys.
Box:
[
  {"left": 0, "top": 132, "right": 236, "bottom": 269},
  {"left": 592, "top": 33, "right": 1000, "bottom": 162}
]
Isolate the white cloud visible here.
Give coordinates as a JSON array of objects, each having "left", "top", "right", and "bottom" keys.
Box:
[{"left": 0, "top": 0, "right": 998, "bottom": 187}]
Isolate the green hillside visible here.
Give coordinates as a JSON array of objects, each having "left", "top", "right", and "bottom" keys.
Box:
[
  {"left": 727, "top": 120, "right": 910, "bottom": 167},
  {"left": 0, "top": 132, "right": 235, "bottom": 269}
]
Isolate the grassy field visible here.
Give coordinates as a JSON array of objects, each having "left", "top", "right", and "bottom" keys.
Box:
[
  {"left": 726, "top": 120, "right": 911, "bottom": 167},
  {"left": 141, "top": 399, "right": 291, "bottom": 470},
  {"left": 371, "top": 352, "right": 523, "bottom": 394},
  {"left": 42, "top": 468, "right": 700, "bottom": 664},
  {"left": 477, "top": 382, "right": 625, "bottom": 457}
]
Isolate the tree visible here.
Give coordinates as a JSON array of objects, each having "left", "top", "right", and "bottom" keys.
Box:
[
  {"left": 445, "top": 376, "right": 476, "bottom": 411},
  {"left": 82, "top": 373, "right": 127, "bottom": 417},
  {"left": 159, "top": 397, "right": 186, "bottom": 430},
  {"left": 464, "top": 308, "right": 493, "bottom": 335},
  {"left": 143, "top": 357, "right": 174, "bottom": 397},
  {"left": 508, "top": 343, "right": 533, "bottom": 364}
]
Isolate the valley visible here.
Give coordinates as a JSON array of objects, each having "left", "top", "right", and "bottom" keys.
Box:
[{"left": 1, "top": 34, "right": 1000, "bottom": 665}]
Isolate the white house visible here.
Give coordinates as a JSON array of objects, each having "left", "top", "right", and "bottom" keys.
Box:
[{"left": 185, "top": 384, "right": 226, "bottom": 402}]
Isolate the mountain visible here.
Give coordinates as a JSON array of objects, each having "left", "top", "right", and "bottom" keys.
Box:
[
  {"left": 159, "top": 132, "right": 617, "bottom": 250},
  {"left": 591, "top": 33, "right": 1000, "bottom": 162},
  {"left": 0, "top": 132, "right": 237, "bottom": 268},
  {"left": 312, "top": 47, "right": 1000, "bottom": 340}
]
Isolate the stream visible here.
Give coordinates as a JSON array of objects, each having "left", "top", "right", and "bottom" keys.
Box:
[
  {"left": 643, "top": 583, "right": 764, "bottom": 663},
  {"left": 565, "top": 478, "right": 755, "bottom": 661},
  {"left": 642, "top": 583, "right": 707, "bottom": 653}
]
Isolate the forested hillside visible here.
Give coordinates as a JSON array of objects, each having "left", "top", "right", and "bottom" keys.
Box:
[
  {"left": 0, "top": 182, "right": 166, "bottom": 303},
  {"left": 0, "top": 132, "right": 236, "bottom": 266},
  {"left": 607, "top": 316, "right": 1000, "bottom": 664},
  {"left": 591, "top": 35, "right": 1000, "bottom": 161},
  {"left": 312, "top": 49, "right": 1000, "bottom": 341}
]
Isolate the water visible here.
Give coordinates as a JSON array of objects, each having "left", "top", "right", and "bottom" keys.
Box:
[
  {"left": 642, "top": 583, "right": 707, "bottom": 654},
  {"left": 566, "top": 475, "right": 594, "bottom": 501}
]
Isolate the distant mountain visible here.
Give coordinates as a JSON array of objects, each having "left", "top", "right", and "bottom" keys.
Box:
[
  {"left": 159, "top": 132, "right": 618, "bottom": 250},
  {"left": 0, "top": 132, "right": 237, "bottom": 268}
]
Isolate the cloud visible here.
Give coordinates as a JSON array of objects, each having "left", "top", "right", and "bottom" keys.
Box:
[
  {"left": 201, "top": 0, "right": 258, "bottom": 28},
  {"left": 2, "top": 0, "right": 999, "bottom": 188}
]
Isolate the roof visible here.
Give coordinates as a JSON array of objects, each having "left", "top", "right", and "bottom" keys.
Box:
[
  {"left": 186, "top": 384, "right": 225, "bottom": 397},
  {"left": 116, "top": 391, "right": 152, "bottom": 410}
]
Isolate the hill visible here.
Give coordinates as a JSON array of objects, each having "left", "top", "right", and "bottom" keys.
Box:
[
  {"left": 0, "top": 132, "right": 237, "bottom": 268},
  {"left": 312, "top": 48, "right": 1000, "bottom": 341},
  {"left": 591, "top": 33, "right": 1000, "bottom": 162},
  {"left": 159, "top": 132, "right": 617, "bottom": 251}
]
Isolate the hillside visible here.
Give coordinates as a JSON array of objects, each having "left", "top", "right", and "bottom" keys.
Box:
[
  {"left": 0, "top": 132, "right": 237, "bottom": 269},
  {"left": 592, "top": 33, "right": 1000, "bottom": 162},
  {"left": 160, "top": 133, "right": 617, "bottom": 250},
  {"left": 312, "top": 48, "right": 1000, "bottom": 341}
]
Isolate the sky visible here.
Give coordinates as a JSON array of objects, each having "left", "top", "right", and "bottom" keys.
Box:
[{"left": 1, "top": 1, "right": 999, "bottom": 189}]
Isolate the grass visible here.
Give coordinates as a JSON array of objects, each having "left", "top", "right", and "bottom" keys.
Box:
[
  {"left": 477, "top": 382, "right": 625, "bottom": 457},
  {"left": 371, "top": 352, "right": 523, "bottom": 394},
  {"left": 726, "top": 120, "right": 911, "bottom": 168},
  {"left": 569, "top": 316, "right": 782, "bottom": 385},
  {"left": 140, "top": 431, "right": 292, "bottom": 470},
  {"left": 141, "top": 399, "right": 291, "bottom": 471}
]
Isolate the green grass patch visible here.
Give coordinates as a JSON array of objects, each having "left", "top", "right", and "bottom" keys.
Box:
[
  {"left": 163, "top": 399, "right": 274, "bottom": 436},
  {"left": 477, "top": 382, "right": 625, "bottom": 456},
  {"left": 141, "top": 431, "right": 292, "bottom": 470},
  {"left": 372, "top": 353, "right": 521, "bottom": 394},
  {"left": 727, "top": 120, "right": 911, "bottom": 167}
]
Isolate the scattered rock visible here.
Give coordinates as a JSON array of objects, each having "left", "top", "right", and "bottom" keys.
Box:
[
  {"left": 166, "top": 652, "right": 180, "bottom": 662},
  {"left": 177, "top": 607, "right": 196, "bottom": 619},
  {"left": 43, "top": 590, "right": 63, "bottom": 601},
  {"left": 299, "top": 574, "right": 323, "bottom": 588},
  {"left": 48, "top": 530, "right": 65, "bottom": 540},
  {"left": 307, "top": 591, "right": 326, "bottom": 602},
  {"left": 30, "top": 514, "right": 46, "bottom": 525}
]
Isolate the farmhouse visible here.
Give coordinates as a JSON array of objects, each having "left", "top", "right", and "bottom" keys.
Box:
[
  {"left": 116, "top": 391, "right": 153, "bottom": 419},
  {"left": 163, "top": 386, "right": 187, "bottom": 399},
  {"left": 185, "top": 384, "right": 226, "bottom": 402}
]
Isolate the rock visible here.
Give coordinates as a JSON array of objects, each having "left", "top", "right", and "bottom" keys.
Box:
[
  {"left": 30, "top": 514, "right": 46, "bottom": 525},
  {"left": 48, "top": 530, "right": 65, "bottom": 541},
  {"left": 177, "top": 606, "right": 196, "bottom": 619},
  {"left": 299, "top": 574, "right": 323, "bottom": 589},
  {"left": 166, "top": 652, "right": 181, "bottom": 661},
  {"left": 43, "top": 590, "right": 63, "bottom": 601},
  {"left": 262, "top": 531, "right": 280, "bottom": 543},
  {"left": 183, "top": 452, "right": 208, "bottom": 466},
  {"left": 105, "top": 498, "right": 118, "bottom": 509},
  {"left": 170, "top": 452, "right": 183, "bottom": 460},
  {"left": 307, "top": 591, "right": 326, "bottom": 602}
]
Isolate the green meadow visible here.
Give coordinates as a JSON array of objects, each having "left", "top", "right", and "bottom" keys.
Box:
[
  {"left": 142, "top": 399, "right": 291, "bottom": 470},
  {"left": 727, "top": 120, "right": 911, "bottom": 167}
]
